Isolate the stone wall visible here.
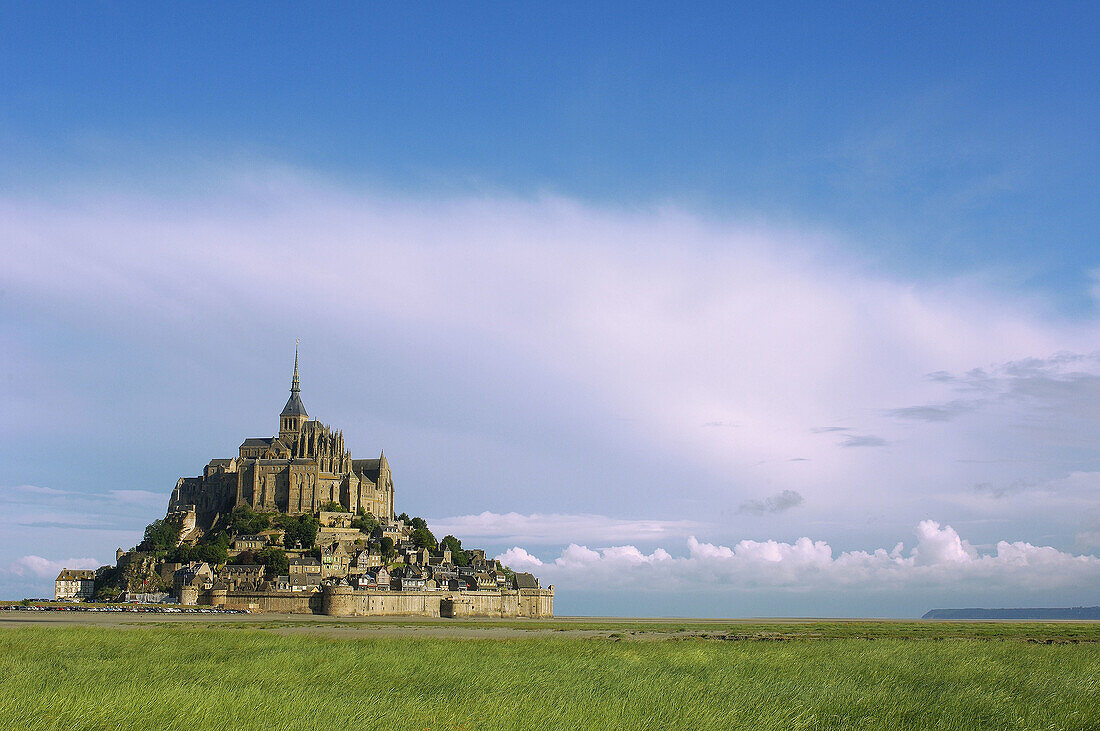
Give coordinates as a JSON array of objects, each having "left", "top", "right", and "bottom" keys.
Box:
[
  {"left": 195, "top": 586, "right": 553, "bottom": 617},
  {"left": 321, "top": 585, "right": 554, "bottom": 618},
  {"left": 322, "top": 586, "right": 442, "bottom": 617},
  {"left": 204, "top": 589, "right": 321, "bottom": 614},
  {"left": 441, "top": 589, "right": 554, "bottom": 618}
]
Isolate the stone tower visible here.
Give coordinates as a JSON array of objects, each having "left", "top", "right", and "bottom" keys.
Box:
[{"left": 279, "top": 344, "right": 308, "bottom": 441}]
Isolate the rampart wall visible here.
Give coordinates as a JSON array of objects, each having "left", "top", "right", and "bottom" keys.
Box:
[
  {"left": 197, "top": 586, "right": 554, "bottom": 617},
  {"left": 204, "top": 590, "right": 320, "bottom": 614}
]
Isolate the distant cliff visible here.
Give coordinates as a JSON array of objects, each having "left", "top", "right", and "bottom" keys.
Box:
[{"left": 923, "top": 607, "right": 1100, "bottom": 620}]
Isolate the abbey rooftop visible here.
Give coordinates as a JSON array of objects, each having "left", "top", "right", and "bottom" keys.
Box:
[{"left": 62, "top": 349, "right": 553, "bottom": 618}]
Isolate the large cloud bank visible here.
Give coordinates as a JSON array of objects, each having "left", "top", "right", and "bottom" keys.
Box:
[
  {"left": 6, "top": 555, "right": 100, "bottom": 579},
  {"left": 430, "top": 511, "right": 701, "bottom": 544},
  {"left": 497, "top": 520, "right": 1100, "bottom": 596}
]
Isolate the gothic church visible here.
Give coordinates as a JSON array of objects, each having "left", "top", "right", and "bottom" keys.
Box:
[{"left": 168, "top": 349, "right": 395, "bottom": 528}]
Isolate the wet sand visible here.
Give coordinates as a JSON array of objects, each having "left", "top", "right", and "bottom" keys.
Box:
[{"left": 0, "top": 611, "right": 847, "bottom": 640}]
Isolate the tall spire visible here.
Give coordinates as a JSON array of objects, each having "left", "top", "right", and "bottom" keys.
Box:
[
  {"left": 281, "top": 340, "right": 308, "bottom": 420},
  {"left": 291, "top": 339, "right": 301, "bottom": 393}
]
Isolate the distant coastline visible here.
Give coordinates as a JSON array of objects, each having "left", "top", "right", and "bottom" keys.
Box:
[{"left": 923, "top": 607, "right": 1100, "bottom": 620}]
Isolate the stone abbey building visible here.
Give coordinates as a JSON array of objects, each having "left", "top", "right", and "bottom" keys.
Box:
[{"left": 168, "top": 350, "right": 396, "bottom": 528}]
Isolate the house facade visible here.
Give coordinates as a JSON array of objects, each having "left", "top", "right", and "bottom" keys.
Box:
[{"left": 55, "top": 569, "right": 95, "bottom": 600}]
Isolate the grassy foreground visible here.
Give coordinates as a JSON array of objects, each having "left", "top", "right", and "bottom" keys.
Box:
[{"left": 1, "top": 623, "right": 1098, "bottom": 730}]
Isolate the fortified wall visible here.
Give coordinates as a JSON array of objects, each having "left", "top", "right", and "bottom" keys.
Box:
[{"left": 187, "top": 585, "right": 554, "bottom": 618}]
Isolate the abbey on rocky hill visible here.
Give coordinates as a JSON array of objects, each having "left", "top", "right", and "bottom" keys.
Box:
[
  {"left": 168, "top": 347, "right": 395, "bottom": 528},
  {"left": 85, "top": 347, "right": 554, "bottom": 618}
]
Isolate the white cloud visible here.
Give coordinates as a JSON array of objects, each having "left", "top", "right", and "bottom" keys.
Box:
[
  {"left": 496, "top": 547, "right": 543, "bottom": 570},
  {"left": 5, "top": 485, "right": 70, "bottom": 495},
  {"left": 7, "top": 555, "right": 101, "bottom": 578},
  {"left": 498, "top": 542, "right": 671, "bottom": 571},
  {"left": 107, "top": 489, "right": 166, "bottom": 506},
  {"left": 0, "top": 485, "right": 72, "bottom": 502},
  {"left": 429, "top": 512, "right": 703, "bottom": 545},
  {"left": 912, "top": 519, "right": 974, "bottom": 565},
  {"left": 498, "top": 521, "right": 1100, "bottom": 597}
]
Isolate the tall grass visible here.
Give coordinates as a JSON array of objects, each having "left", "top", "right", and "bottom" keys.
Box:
[{"left": 1, "top": 625, "right": 1097, "bottom": 730}]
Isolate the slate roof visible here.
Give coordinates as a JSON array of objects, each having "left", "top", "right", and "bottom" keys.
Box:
[
  {"left": 281, "top": 391, "right": 308, "bottom": 417},
  {"left": 289, "top": 557, "right": 321, "bottom": 567},
  {"left": 223, "top": 564, "right": 263, "bottom": 573},
  {"left": 56, "top": 569, "right": 95, "bottom": 581},
  {"left": 241, "top": 437, "right": 276, "bottom": 448},
  {"left": 512, "top": 572, "right": 539, "bottom": 590},
  {"left": 290, "top": 575, "right": 322, "bottom": 587},
  {"left": 352, "top": 459, "right": 381, "bottom": 482}
]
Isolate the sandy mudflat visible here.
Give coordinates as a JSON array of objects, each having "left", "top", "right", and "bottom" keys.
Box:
[
  {"left": 0, "top": 610, "right": 838, "bottom": 640},
  {"left": 9, "top": 610, "right": 1091, "bottom": 642},
  {"left": 0, "top": 611, "right": 624, "bottom": 639}
]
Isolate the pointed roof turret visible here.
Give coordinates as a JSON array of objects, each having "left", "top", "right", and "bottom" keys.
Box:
[
  {"left": 281, "top": 343, "right": 308, "bottom": 418},
  {"left": 292, "top": 344, "right": 300, "bottom": 392}
]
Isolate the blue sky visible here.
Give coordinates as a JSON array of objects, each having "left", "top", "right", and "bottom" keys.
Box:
[
  {"left": 2, "top": 4, "right": 1100, "bottom": 615},
  {"left": 5, "top": 3, "right": 1098, "bottom": 298}
]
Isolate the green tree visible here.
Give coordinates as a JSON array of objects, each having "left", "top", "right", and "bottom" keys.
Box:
[
  {"left": 164, "top": 544, "right": 191, "bottom": 563},
  {"left": 351, "top": 512, "right": 379, "bottom": 535},
  {"left": 320, "top": 501, "right": 346, "bottom": 512},
  {"left": 276, "top": 513, "right": 319, "bottom": 550},
  {"left": 397, "top": 512, "right": 411, "bottom": 523},
  {"left": 140, "top": 519, "right": 181, "bottom": 553},
  {"left": 94, "top": 584, "right": 124, "bottom": 602},
  {"left": 255, "top": 547, "right": 289, "bottom": 576},
  {"left": 410, "top": 527, "right": 437, "bottom": 552},
  {"left": 378, "top": 537, "right": 395, "bottom": 560},
  {"left": 227, "top": 505, "right": 270, "bottom": 535},
  {"left": 230, "top": 550, "right": 257, "bottom": 565},
  {"left": 193, "top": 542, "right": 227, "bottom": 566},
  {"left": 440, "top": 535, "right": 469, "bottom": 566},
  {"left": 93, "top": 565, "right": 123, "bottom": 601},
  {"left": 410, "top": 516, "right": 427, "bottom": 531}
]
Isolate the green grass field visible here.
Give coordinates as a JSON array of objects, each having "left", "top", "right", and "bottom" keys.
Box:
[{"left": 2, "top": 621, "right": 1098, "bottom": 730}]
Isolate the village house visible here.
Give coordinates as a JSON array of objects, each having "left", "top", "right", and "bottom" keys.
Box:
[
  {"left": 173, "top": 562, "right": 214, "bottom": 594},
  {"left": 368, "top": 566, "right": 391, "bottom": 590},
  {"left": 289, "top": 556, "right": 322, "bottom": 577},
  {"left": 393, "top": 571, "right": 427, "bottom": 591},
  {"left": 287, "top": 574, "right": 322, "bottom": 592},
  {"left": 351, "top": 549, "right": 382, "bottom": 572},
  {"left": 54, "top": 569, "right": 95, "bottom": 600},
  {"left": 321, "top": 542, "right": 353, "bottom": 578},
  {"left": 232, "top": 534, "right": 267, "bottom": 551},
  {"left": 448, "top": 577, "right": 475, "bottom": 591},
  {"left": 221, "top": 564, "right": 264, "bottom": 588}
]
